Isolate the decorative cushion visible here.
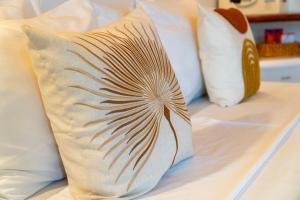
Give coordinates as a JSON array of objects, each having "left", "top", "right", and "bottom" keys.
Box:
[
  {"left": 136, "top": 0, "right": 205, "bottom": 104},
  {"left": 0, "top": 0, "right": 97, "bottom": 199},
  {"left": 24, "top": 8, "right": 193, "bottom": 199},
  {"left": 197, "top": 5, "right": 260, "bottom": 107}
]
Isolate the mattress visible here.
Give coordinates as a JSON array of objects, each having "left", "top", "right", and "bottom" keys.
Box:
[
  {"left": 241, "top": 121, "right": 300, "bottom": 200},
  {"left": 28, "top": 82, "right": 300, "bottom": 200}
]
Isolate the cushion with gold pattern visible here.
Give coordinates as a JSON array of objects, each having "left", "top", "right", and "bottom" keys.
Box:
[
  {"left": 24, "top": 8, "right": 193, "bottom": 199},
  {"left": 197, "top": 5, "right": 260, "bottom": 107}
]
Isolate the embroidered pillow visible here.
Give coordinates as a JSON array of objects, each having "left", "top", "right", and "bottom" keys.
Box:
[
  {"left": 197, "top": 5, "right": 260, "bottom": 107},
  {"left": 24, "top": 8, "right": 193, "bottom": 199}
]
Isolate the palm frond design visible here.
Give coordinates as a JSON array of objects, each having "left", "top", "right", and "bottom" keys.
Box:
[{"left": 65, "top": 21, "right": 190, "bottom": 191}]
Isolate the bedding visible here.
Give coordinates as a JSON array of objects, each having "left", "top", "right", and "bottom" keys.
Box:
[
  {"left": 28, "top": 82, "right": 300, "bottom": 200},
  {"left": 136, "top": 0, "right": 204, "bottom": 104},
  {"left": 92, "top": 0, "right": 135, "bottom": 14},
  {"left": 241, "top": 120, "right": 300, "bottom": 200},
  {"left": 30, "top": 0, "right": 135, "bottom": 16},
  {"left": 24, "top": 8, "right": 193, "bottom": 199},
  {"left": 0, "top": 0, "right": 24, "bottom": 19},
  {"left": 197, "top": 5, "right": 260, "bottom": 107},
  {"left": 0, "top": 0, "right": 38, "bottom": 19}
]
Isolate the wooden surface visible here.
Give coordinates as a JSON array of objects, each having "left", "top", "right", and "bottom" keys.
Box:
[{"left": 247, "top": 13, "right": 300, "bottom": 23}]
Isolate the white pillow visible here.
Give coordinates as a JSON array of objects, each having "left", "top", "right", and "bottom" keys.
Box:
[
  {"left": 0, "top": 0, "right": 46, "bottom": 19},
  {"left": 24, "top": 8, "right": 193, "bottom": 199},
  {"left": 30, "top": 0, "right": 135, "bottom": 16},
  {"left": 29, "top": 0, "right": 135, "bottom": 27},
  {"left": 197, "top": 5, "right": 260, "bottom": 107},
  {"left": 0, "top": 0, "right": 25, "bottom": 19},
  {"left": 92, "top": 0, "right": 135, "bottom": 27},
  {"left": 0, "top": 0, "right": 96, "bottom": 199},
  {"left": 92, "top": 0, "right": 135, "bottom": 13},
  {"left": 29, "top": 0, "right": 69, "bottom": 14},
  {"left": 136, "top": 0, "right": 204, "bottom": 105}
]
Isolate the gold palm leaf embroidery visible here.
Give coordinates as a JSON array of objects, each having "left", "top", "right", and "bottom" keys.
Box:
[{"left": 65, "top": 22, "right": 191, "bottom": 191}]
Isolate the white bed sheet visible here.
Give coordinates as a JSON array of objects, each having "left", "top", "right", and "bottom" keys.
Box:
[
  {"left": 29, "top": 82, "right": 300, "bottom": 200},
  {"left": 241, "top": 121, "right": 300, "bottom": 200}
]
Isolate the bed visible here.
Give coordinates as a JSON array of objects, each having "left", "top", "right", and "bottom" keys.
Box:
[{"left": 28, "top": 82, "right": 300, "bottom": 200}]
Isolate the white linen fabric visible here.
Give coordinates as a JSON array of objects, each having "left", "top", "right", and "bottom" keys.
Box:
[
  {"left": 137, "top": 0, "right": 204, "bottom": 105},
  {"left": 25, "top": 8, "right": 193, "bottom": 199},
  {"left": 241, "top": 120, "right": 300, "bottom": 200},
  {"left": 92, "top": 0, "right": 134, "bottom": 28},
  {"left": 197, "top": 5, "right": 259, "bottom": 107},
  {"left": 0, "top": 0, "right": 25, "bottom": 19},
  {"left": 29, "top": 0, "right": 135, "bottom": 28},
  {"left": 28, "top": 122, "right": 300, "bottom": 200},
  {"left": 0, "top": 0, "right": 96, "bottom": 199},
  {"left": 33, "top": 82, "right": 300, "bottom": 200},
  {"left": 0, "top": 0, "right": 38, "bottom": 19},
  {"left": 29, "top": 0, "right": 65, "bottom": 14},
  {"left": 92, "top": 0, "right": 135, "bottom": 13},
  {"left": 29, "top": 0, "right": 135, "bottom": 16},
  {"left": 136, "top": 0, "right": 199, "bottom": 31}
]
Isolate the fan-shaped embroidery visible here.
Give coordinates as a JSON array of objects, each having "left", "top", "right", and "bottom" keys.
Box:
[
  {"left": 65, "top": 22, "right": 190, "bottom": 191},
  {"left": 242, "top": 38, "right": 260, "bottom": 101}
]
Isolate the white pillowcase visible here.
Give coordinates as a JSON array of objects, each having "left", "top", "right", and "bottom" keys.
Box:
[
  {"left": 24, "top": 8, "right": 193, "bottom": 199},
  {"left": 0, "top": 0, "right": 25, "bottom": 19},
  {"left": 136, "top": 0, "right": 204, "bottom": 105},
  {"left": 92, "top": 0, "right": 135, "bottom": 13},
  {"left": 92, "top": 0, "right": 135, "bottom": 27},
  {"left": 30, "top": 0, "right": 135, "bottom": 16},
  {"left": 29, "top": 0, "right": 135, "bottom": 27},
  {"left": 0, "top": 0, "right": 39, "bottom": 19},
  {"left": 29, "top": 0, "right": 66, "bottom": 14},
  {"left": 0, "top": 0, "right": 96, "bottom": 199},
  {"left": 197, "top": 5, "right": 260, "bottom": 107}
]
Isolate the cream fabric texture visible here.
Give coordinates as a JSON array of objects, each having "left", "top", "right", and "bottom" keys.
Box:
[
  {"left": 197, "top": 5, "right": 258, "bottom": 107},
  {"left": 137, "top": 0, "right": 204, "bottom": 105},
  {"left": 0, "top": 0, "right": 38, "bottom": 19},
  {"left": 92, "top": 0, "right": 134, "bottom": 28},
  {"left": 0, "top": 0, "right": 97, "bottom": 199},
  {"left": 29, "top": 0, "right": 135, "bottom": 26},
  {"left": 92, "top": 0, "right": 135, "bottom": 13},
  {"left": 0, "top": 0, "right": 25, "bottom": 19},
  {"left": 27, "top": 82, "right": 300, "bottom": 200},
  {"left": 25, "top": 8, "right": 193, "bottom": 199},
  {"left": 29, "top": 0, "right": 135, "bottom": 16}
]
